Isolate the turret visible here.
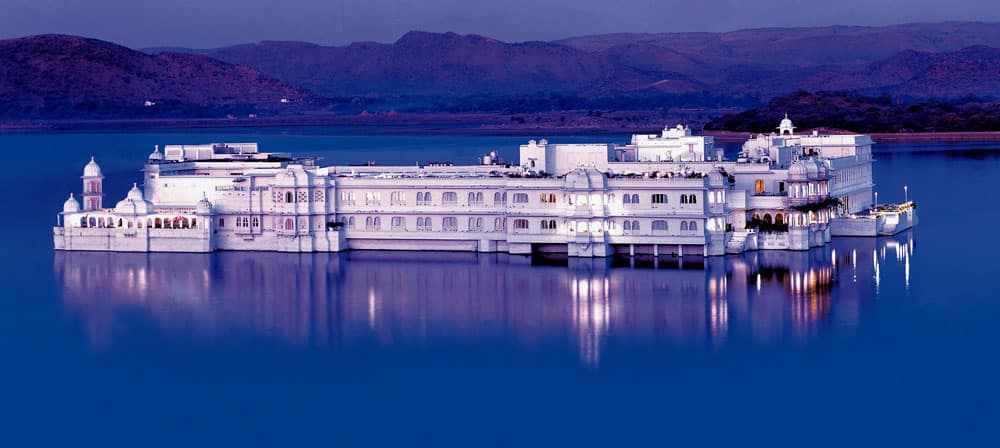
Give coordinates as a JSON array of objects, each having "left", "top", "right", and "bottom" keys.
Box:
[{"left": 81, "top": 157, "right": 103, "bottom": 211}]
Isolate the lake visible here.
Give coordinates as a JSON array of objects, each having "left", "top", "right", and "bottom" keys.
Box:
[{"left": 1, "top": 130, "right": 997, "bottom": 446}]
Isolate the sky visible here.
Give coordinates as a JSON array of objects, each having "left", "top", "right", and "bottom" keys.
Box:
[{"left": 2, "top": 0, "right": 999, "bottom": 48}]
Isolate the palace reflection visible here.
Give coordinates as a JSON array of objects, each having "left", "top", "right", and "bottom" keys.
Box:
[{"left": 55, "top": 232, "right": 914, "bottom": 364}]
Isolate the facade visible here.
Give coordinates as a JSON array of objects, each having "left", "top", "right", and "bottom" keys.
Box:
[{"left": 53, "top": 119, "right": 901, "bottom": 257}]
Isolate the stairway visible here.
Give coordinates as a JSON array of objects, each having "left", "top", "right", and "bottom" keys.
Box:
[{"left": 726, "top": 230, "right": 750, "bottom": 254}]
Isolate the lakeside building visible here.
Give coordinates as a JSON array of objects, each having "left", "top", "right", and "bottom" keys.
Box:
[{"left": 53, "top": 117, "right": 914, "bottom": 256}]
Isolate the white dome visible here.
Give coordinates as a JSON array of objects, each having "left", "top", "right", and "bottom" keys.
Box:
[
  {"left": 114, "top": 183, "right": 153, "bottom": 215},
  {"left": 195, "top": 197, "right": 214, "bottom": 215},
  {"left": 83, "top": 156, "right": 103, "bottom": 178},
  {"left": 788, "top": 161, "right": 808, "bottom": 180},
  {"left": 805, "top": 159, "right": 819, "bottom": 178},
  {"left": 707, "top": 168, "right": 726, "bottom": 187},
  {"left": 148, "top": 145, "right": 164, "bottom": 161},
  {"left": 62, "top": 193, "right": 80, "bottom": 213}
]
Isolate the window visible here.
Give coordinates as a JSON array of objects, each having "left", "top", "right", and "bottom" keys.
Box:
[
  {"left": 624, "top": 221, "right": 631, "bottom": 231},
  {"left": 391, "top": 216, "right": 406, "bottom": 231},
  {"left": 286, "top": 192, "right": 293, "bottom": 203},
  {"left": 631, "top": 220, "right": 640, "bottom": 232},
  {"left": 442, "top": 192, "right": 458, "bottom": 205},
  {"left": 416, "top": 191, "right": 432, "bottom": 206},
  {"left": 442, "top": 217, "right": 458, "bottom": 231},
  {"left": 623, "top": 194, "right": 631, "bottom": 204},
  {"left": 513, "top": 219, "right": 529, "bottom": 230},
  {"left": 494, "top": 217, "right": 505, "bottom": 232},
  {"left": 540, "top": 193, "right": 557, "bottom": 203},
  {"left": 417, "top": 217, "right": 432, "bottom": 231},
  {"left": 468, "top": 217, "right": 484, "bottom": 231},
  {"left": 468, "top": 192, "right": 484, "bottom": 206},
  {"left": 652, "top": 220, "right": 668, "bottom": 232},
  {"left": 218, "top": 218, "right": 224, "bottom": 228},
  {"left": 365, "top": 191, "right": 381, "bottom": 205},
  {"left": 689, "top": 220, "right": 698, "bottom": 231},
  {"left": 390, "top": 191, "right": 406, "bottom": 205},
  {"left": 755, "top": 179, "right": 765, "bottom": 195},
  {"left": 285, "top": 218, "right": 295, "bottom": 230},
  {"left": 251, "top": 217, "right": 259, "bottom": 228},
  {"left": 493, "top": 192, "right": 507, "bottom": 206},
  {"left": 688, "top": 194, "right": 697, "bottom": 204},
  {"left": 540, "top": 219, "right": 557, "bottom": 230},
  {"left": 625, "top": 193, "right": 639, "bottom": 205},
  {"left": 652, "top": 194, "right": 667, "bottom": 204},
  {"left": 512, "top": 193, "right": 529, "bottom": 204},
  {"left": 340, "top": 191, "right": 355, "bottom": 205},
  {"left": 681, "top": 221, "right": 688, "bottom": 231}
]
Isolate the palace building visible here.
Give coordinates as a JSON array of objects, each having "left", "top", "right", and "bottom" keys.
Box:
[{"left": 53, "top": 118, "right": 910, "bottom": 256}]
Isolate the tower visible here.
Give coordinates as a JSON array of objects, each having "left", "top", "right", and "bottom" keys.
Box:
[{"left": 82, "top": 156, "right": 104, "bottom": 211}]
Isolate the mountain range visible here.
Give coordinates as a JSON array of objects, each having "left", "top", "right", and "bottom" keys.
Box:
[{"left": 3, "top": 22, "right": 1000, "bottom": 119}]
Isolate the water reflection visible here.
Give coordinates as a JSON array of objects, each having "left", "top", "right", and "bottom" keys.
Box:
[{"left": 55, "top": 233, "right": 914, "bottom": 365}]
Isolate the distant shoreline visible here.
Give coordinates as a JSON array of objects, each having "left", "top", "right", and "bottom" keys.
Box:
[{"left": 2, "top": 115, "right": 1000, "bottom": 143}]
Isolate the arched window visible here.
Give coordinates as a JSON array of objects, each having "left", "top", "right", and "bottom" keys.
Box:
[
  {"left": 689, "top": 194, "right": 697, "bottom": 204},
  {"left": 652, "top": 194, "right": 667, "bottom": 204},
  {"left": 755, "top": 179, "right": 765, "bottom": 195},
  {"left": 416, "top": 192, "right": 424, "bottom": 203},
  {"left": 442, "top": 192, "right": 458, "bottom": 205},
  {"left": 775, "top": 214, "right": 784, "bottom": 225},
  {"left": 631, "top": 194, "right": 640, "bottom": 204},
  {"left": 285, "top": 192, "right": 293, "bottom": 203},
  {"left": 631, "top": 220, "right": 639, "bottom": 231},
  {"left": 623, "top": 194, "right": 632, "bottom": 204},
  {"left": 512, "top": 193, "right": 529, "bottom": 204},
  {"left": 494, "top": 217, "right": 502, "bottom": 232},
  {"left": 493, "top": 192, "right": 503, "bottom": 205},
  {"left": 80, "top": 217, "right": 87, "bottom": 228},
  {"left": 689, "top": 221, "right": 698, "bottom": 231},
  {"left": 763, "top": 214, "right": 772, "bottom": 224},
  {"left": 652, "top": 220, "right": 668, "bottom": 232},
  {"left": 442, "top": 217, "right": 458, "bottom": 231},
  {"left": 373, "top": 217, "right": 381, "bottom": 230},
  {"left": 476, "top": 218, "right": 483, "bottom": 230},
  {"left": 681, "top": 195, "right": 688, "bottom": 204},
  {"left": 681, "top": 221, "right": 689, "bottom": 231},
  {"left": 154, "top": 217, "right": 162, "bottom": 229},
  {"left": 285, "top": 218, "right": 295, "bottom": 230},
  {"left": 624, "top": 221, "right": 632, "bottom": 231},
  {"left": 513, "top": 219, "right": 529, "bottom": 230}
]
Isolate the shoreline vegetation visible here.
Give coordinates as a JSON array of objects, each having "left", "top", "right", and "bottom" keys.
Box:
[{"left": 3, "top": 110, "right": 1000, "bottom": 143}]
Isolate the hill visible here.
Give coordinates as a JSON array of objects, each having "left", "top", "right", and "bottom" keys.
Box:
[
  {"left": 703, "top": 91, "right": 1000, "bottom": 133},
  {"left": 0, "top": 35, "right": 317, "bottom": 118}
]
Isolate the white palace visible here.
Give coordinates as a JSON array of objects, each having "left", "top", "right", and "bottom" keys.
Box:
[{"left": 53, "top": 118, "right": 914, "bottom": 256}]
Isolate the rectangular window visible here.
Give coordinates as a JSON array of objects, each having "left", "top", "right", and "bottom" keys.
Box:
[
  {"left": 651, "top": 194, "right": 667, "bottom": 204},
  {"left": 390, "top": 191, "right": 406, "bottom": 205},
  {"left": 365, "top": 191, "right": 381, "bottom": 205},
  {"left": 512, "top": 193, "right": 529, "bottom": 204},
  {"left": 442, "top": 192, "right": 458, "bottom": 205},
  {"left": 340, "top": 191, "right": 356, "bottom": 204},
  {"left": 218, "top": 218, "right": 225, "bottom": 227}
]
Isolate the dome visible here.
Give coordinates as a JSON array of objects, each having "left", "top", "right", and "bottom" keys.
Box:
[
  {"left": 83, "top": 156, "right": 103, "bottom": 178},
  {"left": 564, "top": 167, "right": 606, "bottom": 189},
  {"left": 114, "top": 183, "right": 153, "bottom": 215},
  {"left": 778, "top": 113, "right": 795, "bottom": 135},
  {"left": 788, "top": 161, "right": 808, "bottom": 180},
  {"left": 804, "top": 159, "right": 819, "bottom": 178},
  {"left": 62, "top": 193, "right": 80, "bottom": 213},
  {"left": 707, "top": 168, "right": 725, "bottom": 187},
  {"left": 148, "top": 145, "right": 164, "bottom": 161},
  {"left": 195, "top": 197, "right": 214, "bottom": 215}
]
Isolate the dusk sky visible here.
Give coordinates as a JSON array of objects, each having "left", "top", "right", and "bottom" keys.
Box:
[{"left": 2, "top": 0, "right": 999, "bottom": 48}]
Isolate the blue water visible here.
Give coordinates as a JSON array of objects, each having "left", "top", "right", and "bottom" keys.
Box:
[{"left": 1, "top": 130, "right": 997, "bottom": 446}]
